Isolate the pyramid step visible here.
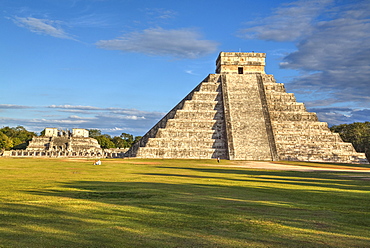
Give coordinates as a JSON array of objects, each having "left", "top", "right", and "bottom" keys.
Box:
[
  {"left": 192, "top": 92, "right": 221, "bottom": 101},
  {"left": 272, "top": 121, "right": 329, "bottom": 130},
  {"left": 203, "top": 74, "right": 221, "bottom": 83},
  {"left": 270, "top": 111, "right": 318, "bottom": 121},
  {"left": 274, "top": 133, "right": 342, "bottom": 143},
  {"left": 136, "top": 147, "right": 228, "bottom": 159},
  {"left": 276, "top": 142, "right": 356, "bottom": 153},
  {"left": 281, "top": 150, "right": 362, "bottom": 157},
  {"left": 146, "top": 138, "right": 226, "bottom": 149},
  {"left": 182, "top": 100, "right": 222, "bottom": 111},
  {"left": 165, "top": 119, "right": 224, "bottom": 129},
  {"left": 156, "top": 129, "right": 222, "bottom": 139},
  {"left": 268, "top": 102, "right": 306, "bottom": 111},
  {"left": 198, "top": 82, "right": 221, "bottom": 92},
  {"left": 266, "top": 92, "right": 296, "bottom": 102},
  {"left": 261, "top": 74, "right": 276, "bottom": 83},
  {"left": 264, "top": 83, "right": 286, "bottom": 92},
  {"left": 273, "top": 129, "right": 333, "bottom": 135},
  {"left": 280, "top": 153, "right": 368, "bottom": 164},
  {"left": 174, "top": 110, "right": 223, "bottom": 120}
]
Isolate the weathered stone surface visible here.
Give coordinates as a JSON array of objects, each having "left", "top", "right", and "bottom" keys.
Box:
[
  {"left": 127, "top": 74, "right": 228, "bottom": 159},
  {"left": 4, "top": 128, "right": 125, "bottom": 158},
  {"left": 126, "top": 52, "right": 368, "bottom": 164},
  {"left": 221, "top": 74, "right": 274, "bottom": 160}
]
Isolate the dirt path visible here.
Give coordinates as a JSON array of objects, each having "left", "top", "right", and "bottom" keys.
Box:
[{"left": 212, "top": 161, "right": 370, "bottom": 173}]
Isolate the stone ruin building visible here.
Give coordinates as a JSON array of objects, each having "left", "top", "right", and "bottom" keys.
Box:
[
  {"left": 4, "top": 128, "right": 126, "bottom": 158},
  {"left": 126, "top": 52, "right": 368, "bottom": 164}
]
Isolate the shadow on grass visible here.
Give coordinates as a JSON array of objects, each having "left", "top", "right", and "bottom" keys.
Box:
[
  {"left": 147, "top": 166, "right": 370, "bottom": 191},
  {"left": 20, "top": 179, "right": 370, "bottom": 246},
  {"left": 2, "top": 167, "right": 370, "bottom": 247},
  {"left": 272, "top": 161, "right": 370, "bottom": 169},
  {"left": 0, "top": 202, "right": 103, "bottom": 247}
]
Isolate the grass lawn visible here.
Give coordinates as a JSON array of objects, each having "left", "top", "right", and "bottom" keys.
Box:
[{"left": 0, "top": 157, "right": 369, "bottom": 247}]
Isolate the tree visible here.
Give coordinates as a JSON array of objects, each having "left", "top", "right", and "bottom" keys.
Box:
[
  {"left": 119, "top": 133, "right": 142, "bottom": 148},
  {"left": 134, "top": 136, "right": 142, "bottom": 143},
  {"left": 89, "top": 129, "right": 102, "bottom": 139},
  {"left": 0, "top": 126, "right": 36, "bottom": 150},
  {"left": 40, "top": 129, "right": 46, "bottom": 136},
  {"left": 95, "top": 135, "right": 115, "bottom": 149},
  {"left": 112, "top": 136, "right": 126, "bottom": 148},
  {"left": 120, "top": 133, "right": 133, "bottom": 143},
  {"left": 11, "top": 137, "right": 22, "bottom": 146},
  {"left": 0, "top": 131, "right": 13, "bottom": 150},
  {"left": 330, "top": 122, "right": 370, "bottom": 160}
]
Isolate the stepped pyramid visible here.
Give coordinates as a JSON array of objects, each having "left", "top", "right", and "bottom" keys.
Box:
[{"left": 126, "top": 52, "right": 368, "bottom": 164}]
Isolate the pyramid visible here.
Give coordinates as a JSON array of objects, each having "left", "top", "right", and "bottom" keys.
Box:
[{"left": 126, "top": 52, "right": 368, "bottom": 164}]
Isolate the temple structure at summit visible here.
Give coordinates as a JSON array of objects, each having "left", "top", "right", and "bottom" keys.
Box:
[{"left": 126, "top": 52, "right": 368, "bottom": 164}]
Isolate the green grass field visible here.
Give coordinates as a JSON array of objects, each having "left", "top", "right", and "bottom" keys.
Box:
[{"left": 0, "top": 158, "right": 369, "bottom": 247}]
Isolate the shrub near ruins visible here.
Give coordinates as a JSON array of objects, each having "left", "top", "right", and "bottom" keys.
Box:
[
  {"left": 0, "top": 126, "right": 36, "bottom": 150},
  {"left": 0, "top": 127, "right": 141, "bottom": 151},
  {"left": 88, "top": 129, "right": 141, "bottom": 149},
  {"left": 331, "top": 121, "right": 370, "bottom": 160}
]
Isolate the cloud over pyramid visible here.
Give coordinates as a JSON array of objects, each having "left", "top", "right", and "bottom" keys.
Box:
[{"left": 126, "top": 52, "right": 368, "bottom": 164}]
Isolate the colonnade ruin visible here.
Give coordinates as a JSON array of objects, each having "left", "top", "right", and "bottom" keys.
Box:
[{"left": 2, "top": 128, "right": 126, "bottom": 158}]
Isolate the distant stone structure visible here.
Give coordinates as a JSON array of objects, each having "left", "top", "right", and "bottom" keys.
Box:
[
  {"left": 3, "top": 128, "right": 126, "bottom": 158},
  {"left": 126, "top": 52, "right": 368, "bottom": 164}
]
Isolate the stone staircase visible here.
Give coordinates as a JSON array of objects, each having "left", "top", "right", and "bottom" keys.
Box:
[
  {"left": 220, "top": 74, "right": 276, "bottom": 160},
  {"left": 126, "top": 75, "right": 228, "bottom": 159}
]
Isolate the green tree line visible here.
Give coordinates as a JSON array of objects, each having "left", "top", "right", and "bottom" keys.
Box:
[
  {"left": 0, "top": 126, "right": 141, "bottom": 150},
  {"left": 330, "top": 122, "right": 370, "bottom": 160},
  {"left": 0, "top": 126, "right": 36, "bottom": 150},
  {"left": 88, "top": 129, "right": 142, "bottom": 149},
  {"left": 1, "top": 123, "right": 369, "bottom": 161}
]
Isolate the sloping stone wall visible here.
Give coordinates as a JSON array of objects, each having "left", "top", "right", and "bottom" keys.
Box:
[
  {"left": 126, "top": 75, "right": 228, "bottom": 159},
  {"left": 126, "top": 52, "right": 368, "bottom": 164},
  {"left": 261, "top": 74, "right": 368, "bottom": 164}
]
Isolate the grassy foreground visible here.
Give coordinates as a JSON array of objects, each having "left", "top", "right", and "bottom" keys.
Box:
[{"left": 0, "top": 158, "right": 369, "bottom": 247}]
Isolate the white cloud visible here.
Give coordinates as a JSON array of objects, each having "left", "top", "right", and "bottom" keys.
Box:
[
  {"left": 69, "top": 115, "right": 96, "bottom": 120},
  {"left": 0, "top": 104, "right": 164, "bottom": 136},
  {"left": 308, "top": 107, "right": 370, "bottom": 126},
  {"left": 0, "top": 104, "right": 32, "bottom": 109},
  {"left": 144, "top": 8, "right": 177, "bottom": 20},
  {"left": 241, "top": 0, "right": 333, "bottom": 42},
  {"left": 48, "top": 105, "right": 163, "bottom": 116},
  {"left": 240, "top": 0, "right": 370, "bottom": 111},
  {"left": 70, "top": 13, "right": 112, "bottom": 28},
  {"left": 48, "top": 105, "right": 103, "bottom": 110},
  {"left": 96, "top": 27, "right": 218, "bottom": 58},
  {"left": 185, "top": 70, "right": 198, "bottom": 75},
  {"left": 11, "top": 16, "right": 76, "bottom": 40}
]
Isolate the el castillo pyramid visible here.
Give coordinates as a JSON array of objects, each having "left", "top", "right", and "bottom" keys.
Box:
[{"left": 126, "top": 52, "right": 368, "bottom": 164}]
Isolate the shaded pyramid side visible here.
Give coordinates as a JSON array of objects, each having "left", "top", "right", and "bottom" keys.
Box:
[
  {"left": 125, "top": 74, "right": 229, "bottom": 159},
  {"left": 261, "top": 74, "right": 368, "bottom": 164}
]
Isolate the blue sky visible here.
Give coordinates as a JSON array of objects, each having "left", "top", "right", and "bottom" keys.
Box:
[{"left": 1, "top": 0, "right": 369, "bottom": 136}]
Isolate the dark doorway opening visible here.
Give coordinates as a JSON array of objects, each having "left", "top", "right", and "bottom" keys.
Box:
[{"left": 238, "top": 67, "right": 243, "bottom": 74}]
